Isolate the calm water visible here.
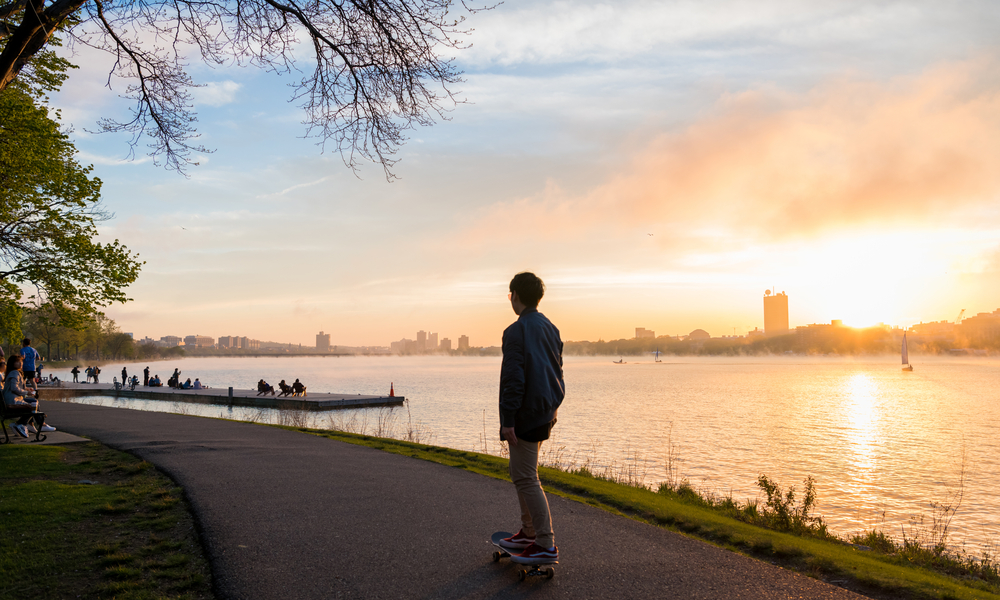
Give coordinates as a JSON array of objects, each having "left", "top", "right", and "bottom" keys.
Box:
[{"left": 51, "top": 355, "right": 999, "bottom": 554}]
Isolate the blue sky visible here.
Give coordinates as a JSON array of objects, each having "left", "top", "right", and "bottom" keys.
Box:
[{"left": 51, "top": 0, "right": 1000, "bottom": 346}]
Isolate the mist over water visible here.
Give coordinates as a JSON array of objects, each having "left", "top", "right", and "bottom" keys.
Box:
[{"left": 55, "top": 355, "right": 1000, "bottom": 554}]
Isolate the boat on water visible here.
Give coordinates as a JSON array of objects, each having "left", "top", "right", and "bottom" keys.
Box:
[
  {"left": 902, "top": 334, "right": 913, "bottom": 371},
  {"left": 613, "top": 357, "right": 625, "bottom": 364}
]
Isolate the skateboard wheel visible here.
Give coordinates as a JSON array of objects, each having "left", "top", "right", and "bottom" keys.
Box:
[
  {"left": 518, "top": 569, "right": 526, "bottom": 582},
  {"left": 492, "top": 551, "right": 502, "bottom": 562},
  {"left": 545, "top": 567, "right": 555, "bottom": 579}
]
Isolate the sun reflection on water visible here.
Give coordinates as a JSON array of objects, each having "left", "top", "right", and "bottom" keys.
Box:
[{"left": 840, "top": 373, "right": 882, "bottom": 512}]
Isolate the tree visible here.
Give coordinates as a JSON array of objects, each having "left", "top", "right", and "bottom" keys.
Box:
[
  {"left": 0, "top": 0, "right": 479, "bottom": 175},
  {"left": 0, "top": 50, "right": 142, "bottom": 327}
]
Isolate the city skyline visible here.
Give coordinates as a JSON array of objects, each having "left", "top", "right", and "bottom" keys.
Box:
[
  {"left": 46, "top": 2, "right": 1000, "bottom": 347},
  {"left": 125, "top": 298, "right": 1000, "bottom": 350}
]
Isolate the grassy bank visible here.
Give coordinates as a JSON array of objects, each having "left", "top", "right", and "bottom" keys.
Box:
[
  {"left": 288, "top": 426, "right": 999, "bottom": 600},
  {"left": 0, "top": 443, "right": 214, "bottom": 600}
]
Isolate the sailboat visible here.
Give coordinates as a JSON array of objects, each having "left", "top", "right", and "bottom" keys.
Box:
[{"left": 902, "top": 334, "right": 913, "bottom": 371}]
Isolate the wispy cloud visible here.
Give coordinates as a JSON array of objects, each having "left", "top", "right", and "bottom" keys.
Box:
[
  {"left": 461, "top": 55, "right": 1000, "bottom": 249},
  {"left": 75, "top": 151, "right": 153, "bottom": 166},
  {"left": 191, "top": 81, "right": 242, "bottom": 107}
]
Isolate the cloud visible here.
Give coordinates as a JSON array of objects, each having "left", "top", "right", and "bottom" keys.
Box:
[
  {"left": 191, "top": 81, "right": 242, "bottom": 107},
  {"left": 460, "top": 55, "right": 1000, "bottom": 250},
  {"left": 75, "top": 151, "right": 153, "bottom": 166}
]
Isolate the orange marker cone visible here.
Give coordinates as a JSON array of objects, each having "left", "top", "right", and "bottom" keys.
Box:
[{"left": 389, "top": 382, "right": 395, "bottom": 397}]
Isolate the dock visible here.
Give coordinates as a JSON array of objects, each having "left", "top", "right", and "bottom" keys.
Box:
[{"left": 41, "top": 383, "right": 404, "bottom": 412}]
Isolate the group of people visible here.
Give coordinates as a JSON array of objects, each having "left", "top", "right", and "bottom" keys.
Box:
[
  {"left": 1, "top": 338, "right": 57, "bottom": 438},
  {"left": 257, "top": 378, "right": 306, "bottom": 397},
  {"left": 70, "top": 365, "right": 102, "bottom": 384},
  {"left": 67, "top": 365, "right": 206, "bottom": 390}
]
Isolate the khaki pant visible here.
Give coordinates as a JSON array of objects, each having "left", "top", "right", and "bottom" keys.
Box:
[{"left": 508, "top": 440, "right": 554, "bottom": 548}]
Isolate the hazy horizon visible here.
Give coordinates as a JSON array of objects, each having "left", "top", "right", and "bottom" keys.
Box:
[{"left": 49, "top": 1, "right": 1000, "bottom": 347}]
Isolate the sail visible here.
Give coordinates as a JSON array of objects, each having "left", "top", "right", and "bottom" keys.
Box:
[{"left": 902, "top": 334, "right": 909, "bottom": 365}]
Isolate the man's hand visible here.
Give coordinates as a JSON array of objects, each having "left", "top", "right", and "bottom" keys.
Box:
[{"left": 501, "top": 426, "right": 518, "bottom": 447}]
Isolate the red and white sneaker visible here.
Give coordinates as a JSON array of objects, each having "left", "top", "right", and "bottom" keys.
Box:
[
  {"left": 498, "top": 529, "right": 535, "bottom": 551},
  {"left": 511, "top": 542, "right": 559, "bottom": 564}
]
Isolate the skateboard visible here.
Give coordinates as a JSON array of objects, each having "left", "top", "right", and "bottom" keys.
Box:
[{"left": 490, "top": 531, "right": 556, "bottom": 581}]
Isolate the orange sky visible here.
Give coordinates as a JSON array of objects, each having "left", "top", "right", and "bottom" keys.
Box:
[{"left": 50, "top": 2, "right": 1000, "bottom": 347}]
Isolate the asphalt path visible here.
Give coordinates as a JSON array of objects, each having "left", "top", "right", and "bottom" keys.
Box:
[{"left": 46, "top": 402, "right": 866, "bottom": 600}]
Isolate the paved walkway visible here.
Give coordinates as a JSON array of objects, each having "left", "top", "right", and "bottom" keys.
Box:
[{"left": 47, "top": 402, "right": 865, "bottom": 600}]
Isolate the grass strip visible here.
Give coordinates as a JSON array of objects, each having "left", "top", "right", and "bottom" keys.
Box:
[
  {"left": 0, "top": 442, "right": 214, "bottom": 600},
  {"left": 290, "top": 426, "right": 1000, "bottom": 600}
]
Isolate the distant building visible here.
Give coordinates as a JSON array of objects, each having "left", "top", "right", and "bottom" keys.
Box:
[
  {"left": 635, "top": 327, "right": 655, "bottom": 339},
  {"left": 958, "top": 309, "right": 1000, "bottom": 346},
  {"left": 184, "top": 334, "right": 215, "bottom": 348},
  {"left": 316, "top": 331, "right": 331, "bottom": 352},
  {"left": 440, "top": 337, "right": 452, "bottom": 352},
  {"left": 218, "top": 336, "right": 234, "bottom": 349},
  {"left": 417, "top": 330, "right": 427, "bottom": 350},
  {"left": 428, "top": 332, "right": 438, "bottom": 350},
  {"left": 747, "top": 327, "right": 765, "bottom": 339},
  {"left": 124, "top": 332, "right": 133, "bottom": 339},
  {"left": 458, "top": 335, "right": 470, "bottom": 351},
  {"left": 160, "top": 335, "right": 182, "bottom": 347},
  {"left": 795, "top": 320, "right": 844, "bottom": 345},
  {"left": 763, "top": 290, "right": 789, "bottom": 336},
  {"left": 688, "top": 329, "right": 710, "bottom": 340}
]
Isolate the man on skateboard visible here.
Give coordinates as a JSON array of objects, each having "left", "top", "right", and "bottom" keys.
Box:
[{"left": 497, "top": 272, "right": 564, "bottom": 565}]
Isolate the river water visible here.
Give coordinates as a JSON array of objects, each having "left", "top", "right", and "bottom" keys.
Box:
[{"left": 50, "top": 355, "right": 999, "bottom": 555}]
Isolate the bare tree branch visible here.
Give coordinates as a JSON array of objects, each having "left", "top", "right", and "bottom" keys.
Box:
[{"left": 0, "top": 0, "right": 488, "bottom": 176}]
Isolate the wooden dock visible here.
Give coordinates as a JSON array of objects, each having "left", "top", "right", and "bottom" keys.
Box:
[{"left": 41, "top": 383, "right": 404, "bottom": 412}]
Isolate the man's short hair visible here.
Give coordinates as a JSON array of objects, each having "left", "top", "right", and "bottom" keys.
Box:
[
  {"left": 21, "top": 338, "right": 30, "bottom": 346},
  {"left": 510, "top": 272, "right": 545, "bottom": 308}
]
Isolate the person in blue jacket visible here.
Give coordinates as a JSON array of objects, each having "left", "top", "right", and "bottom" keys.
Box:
[
  {"left": 19, "top": 338, "right": 40, "bottom": 387},
  {"left": 496, "top": 272, "right": 565, "bottom": 565}
]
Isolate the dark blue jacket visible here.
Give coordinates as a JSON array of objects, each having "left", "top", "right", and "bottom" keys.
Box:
[{"left": 499, "top": 308, "right": 565, "bottom": 434}]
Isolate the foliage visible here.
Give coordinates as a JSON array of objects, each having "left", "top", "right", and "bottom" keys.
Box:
[
  {"left": 17, "top": 304, "right": 156, "bottom": 361},
  {"left": 0, "top": 0, "right": 484, "bottom": 175},
  {"left": 0, "top": 55, "right": 142, "bottom": 325}
]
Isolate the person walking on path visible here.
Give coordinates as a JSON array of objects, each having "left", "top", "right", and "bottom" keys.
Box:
[
  {"left": 143, "top": 366, "right": 150, "bottom": 386},
  {"left": 496, "top": 272, "right": 565, "bottom": 565},
  {"left": 19, "top": 338, "right": 40, "bottom": 388}
]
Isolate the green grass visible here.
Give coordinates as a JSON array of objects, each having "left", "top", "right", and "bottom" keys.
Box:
[
  {"left": 287, "top": 426, "right": 1000, "bottom": 600},
  {"left": 0, "top": 443, "right": 214, "bottom": 600}
]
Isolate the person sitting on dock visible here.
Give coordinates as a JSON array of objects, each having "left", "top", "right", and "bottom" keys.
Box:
[
  {"left": 193, "top": 378, "right": 205, "bottom": 390},
  {"left": 168, "top": 368, "right": 181, "bottom": 388},
  {"left": 292, "top": 379, "right": 307, "bottom": 397},
  {"left": 277, "top": 380, "right": 293, "bottom": 397},
  {"left": 257, "top": 379, "right": 275, "bottom": 396},
  {"left": 181, "top": 378, "right": 193, "bottom": 389},
  {"left": 149, "top": 375, "right": 162, "bottom": 387}
]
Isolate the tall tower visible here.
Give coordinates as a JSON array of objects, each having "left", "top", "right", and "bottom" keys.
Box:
[
  {"left": 763, "top": 290, "right": 789, "bottom": 336},
  {"left": 316, "top": 331, "right": 331, "bottom": 352},
  {"left": 417, "top": 330, "right": 427, "bottom": 350}
]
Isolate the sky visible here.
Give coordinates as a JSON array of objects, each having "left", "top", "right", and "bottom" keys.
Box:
[{"left": 49, "top": 0, "right": 1000, "bottom": 347}]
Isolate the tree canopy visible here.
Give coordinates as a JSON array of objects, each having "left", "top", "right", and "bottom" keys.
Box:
[
  {"left": 0, "top": 50, "right": 142, "bottom": 332},
  {"left": 0, "top": 0, "right": 477, "bottom": 175}
]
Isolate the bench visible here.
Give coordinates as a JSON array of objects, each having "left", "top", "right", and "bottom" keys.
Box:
[{"left": 0, "top": 400, "right": 47, "bottom": 443}]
